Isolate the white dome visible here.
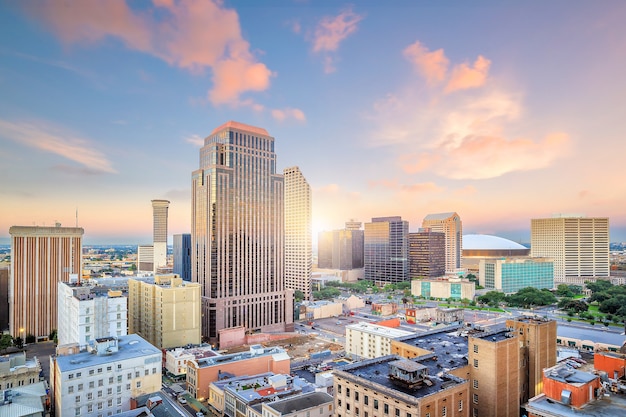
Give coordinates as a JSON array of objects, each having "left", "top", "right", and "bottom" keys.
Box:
[{"left": 463, "top": 234, "right": 527, "bottom": 250}]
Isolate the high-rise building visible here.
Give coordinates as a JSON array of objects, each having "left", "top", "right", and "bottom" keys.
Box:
[
  {"left": 530, "top": 215, "right": 609, "bottom": 285},
  {"left": 152, "top": 199, "right": 170, "bottom": 272},
  {"left": 0, "top": 267, "right": 8, "bottom": 333},
  {"left": 128, "top": 274, "right": 201, "bottom": 349},
  {"left": 9, "top": 225, "right": 83, "bottom": 340},
  {"left": 283, "top": 166, "right": 312, "bottom": 300},
  {"left": 408, "top": 228, "right": 445, "bottom": 278},
  {"left": 191, "top": 121, "right": 293, "bottom": 344},
  {"left": 57, "top": 281, "right": 128, "bottom": 347},
  {"left": 317, "top": 222, "right": 364, "bottom": 270},
  {"left": 364, "top": 216, "right": 408, "bottom": 285},
  {"left": 173, "top": 233, "right": 192, "bottom": 281},
  {"left": 422, "top": 212, "right": 463, "bottom": 273}
]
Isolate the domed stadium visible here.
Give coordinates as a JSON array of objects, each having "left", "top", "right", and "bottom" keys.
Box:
[{"left": 463, "top": 234, "right": 530, "bottom": 257}]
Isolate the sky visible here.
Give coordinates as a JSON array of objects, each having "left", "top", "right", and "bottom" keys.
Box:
[{"left": 1, "top": 0, "right": 626, "bottom": 245}]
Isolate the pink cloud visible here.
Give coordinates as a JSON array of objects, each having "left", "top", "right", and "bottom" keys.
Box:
[
  {"left": 312, "top": 8, "right": 363, "bottom": 53},
  {"left": 401, "top": 182, "right": 442, "bottom": 193},
  {"left": 368, "top": 179, "right": 399, "bottom": 189},
  {"left": 23, "top": 0, "right": 272, "bottom": 105},
  {"left": 403, "top": 41, "right": 449, "bottom": 84},
  {"left": 445, "top": 55, "right": 491, "bottom": 93},
  {"left": 271, "top": 107, "right": 306, "bottom": 122}
]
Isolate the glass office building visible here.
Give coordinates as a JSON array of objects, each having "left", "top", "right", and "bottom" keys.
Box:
[
  {"left": 480, "top": 257, "right": 554, "bottom": 294},
  {"left": 364, "top": 216, "right": 408, "bottom": 284}
]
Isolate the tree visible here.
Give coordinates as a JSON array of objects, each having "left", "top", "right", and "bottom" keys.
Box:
[
  {"left": 49, "top": 329, "right": 58, "bottom": 344},
  {"left": 13, "top": 336, "right": 23, "bottom": 349},
  {"left": 25, "top": 333, "right": 36, "bottom": 344},
  {"left": 599, "top": 295, "right": 626, "bottom": 314},
  {"left": 506, "top": 287, "right": 556, "bottom": 308},
  {"left": 556, "top": 284, "right": 574, "bottom": 298},
  {"left": 0, "top": 334, "right": 13, "bottom": 353},
  {"left": 585, "top": 280, "right": 613, "bottom": 294},
  {"left": 478, "top": 291, "right": 506, "bottom": 307},
  {"left": 294, "top": 290, "right": 305, "bottom": 302}
]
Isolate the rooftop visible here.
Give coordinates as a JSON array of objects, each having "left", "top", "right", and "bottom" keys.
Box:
[
  {"left": 557, "top": 326, "right": 626, "bottom": 348},
  {"left": 395, "top": 326, "right": 470, "bottom": 374},
  {"left": 525, "top": 392, "right": 626, "bottom": 417},
  {"left": 470, "top": 329, "right": 515, "bottom": 343},
  {"left": 194, "top": 346, "right": 288, "bottom": 368},
  {"left": 346, "top": 322, "right": 414, "bottom": 338},
  {"left": 54, "top": 334, "right": 161, "bottom": 372},
  {"left": 463, "top": 234, "right": 527, "bottom": 251},
  {"left": 265, "top": 392, "right": 333, "bottom": 414},
  {"left": 423, "top": 212, "right": 458, "bottom": 221},
  {"left": 210, "top": 121, "right": 270, "bottom": 137},
  {"left": 545, "top": 363, "right": 597, "bottom": 385}
]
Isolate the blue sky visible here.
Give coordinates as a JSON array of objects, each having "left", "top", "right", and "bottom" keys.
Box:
[{"left": 1, "top": 0, "right": 626, "bottom": 244}]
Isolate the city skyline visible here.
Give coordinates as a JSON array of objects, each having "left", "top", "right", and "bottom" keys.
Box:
[{"left": 2, "top": 1, "right": 626, "bottom": 244}]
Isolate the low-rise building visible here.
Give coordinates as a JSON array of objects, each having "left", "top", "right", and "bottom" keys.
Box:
[
  {"left": 556, "top": 325, "right": 626, "bottom": 353},
  {"left": 405, "top": 307, "right": 438, "bottom": 323},
  {"left": 479, "top": 257, "right": 554, "bottom": 294},
  {"left": 303, "top": 300, "right": 343, "bottom": 320},
  {"left": 50, "top": 334, "right": 162, "bottom": 417},
  {"left": 345, "top": 322, "right": 413, "bottom": 360},
  {"left": 261, "top": 391, "right": 334, "bottom": 417},
  {"left": 336, "top": 295, "right": 365, "bottom": 311},
  {"left": 186, "top": 345, "right": 290, "bottom": 401},
  {"left": 411, "top": 278, "right": 475, "bottom": 300},
  {"left": 371, "top": 302, "right": 398, "bottom": 316},
  {"left": 164, "top": 345, "right": 219, "bottom": 380},
  {"left": 436, "top": 308, "right": 464, "bottom": 324},
  {"left": 0, "top": 351, "right": 41, "bottom": 391},
  {"left": 0, "top": 381, "right": 48, "bottom": 417}
]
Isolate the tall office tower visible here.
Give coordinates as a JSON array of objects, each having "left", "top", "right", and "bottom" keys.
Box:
[
  {"left": 408, "top": 228, "right": 446, "bottom": 278},
  {"left": 0, "top": 267, "right": 8, "bottom": 332},
  {"left": 136, "top": 245, "right": 154, "bottom": 273},
  {"left": 9, "top": 225, "right": 83, "bottom": 340},
  {"left": 152, "top": 199, "right": 170, "bottom": 272},
  {"left": 128, "top": 274, "right": 201, "bottom": 349},
  {"left": 57, "top": 281, "right": 128, "bottom": 347},
  {"left": 506, "top": 316, "right": 557, "bottom": 402},
  {"left": 173, "top": 233, "right": 192, "bottom": 281},
  {"left": 422, "top": 212, "right": 463, "bottom": 273},
  {"left": 530, "top": 215, "right": 610, "bottom": 285},
  {"left": 317, "top": 222, "right": 364, "bottom": 270},
  {"left": 192, "top": 121, "right": 293, "bottom": 344},
  {"left": 284, "top": 166, "right": 312, "bottom": 300},
  {"left": 364, "top": 216, "right": 409, "bottom": 285}
]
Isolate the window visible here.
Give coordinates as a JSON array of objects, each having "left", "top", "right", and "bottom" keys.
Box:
[
  {"left": 76, "top": 372, "right": 81, "bottom": 378},
  {"left": 338, "top": 400, "right": 342, "bottom": 407},
  {"left": 395, "top": 408, "right": 400, "bottom": 416},
  {"left": 98, "top": 391, "right": 103, "bottom": 398},
  {"left": 78, "top": 383, "right": 83, "bottom": 391},
  {"left": 107, "top": 366, "right": 112, "bottom": 371},
  {"left": 89, "top": 370, "right": 94, "bottom": 376},
  {"left": 384, "top": 404, "right": 389, "bottom": 414},
  {"left": 355, "top": 392, "right": 359, "bottom": 401},
  {"left": 97, "top": 368, "right": 102, "bottom": 373},
  {"left": 69, "top": 374, "right": 74, "bottom": 380},
  {"left": 458, "top": 400, "right": 463, "bottom": 411},
  {"left": 126, "top": 384, "right": 131, "bottom": 390},
  {"left": 473, "top": 394, "right": 478, "bottom": 404},
  {"left": 109, "top": 377, "right": 114, "bottom": 384},
  {"left": 473, "top": 408, "right": 478, "bottom": 417},
  {"left": 152, "top": 367, "right": 157, "bottom": 374},
  {"left": 118, "top": 364, "right": 122, "bottom": 370},
  {"left": 374, "top": 400, "right": 379, "bottom": 410},
  {"left": 117, "top": 375, "right": 122, "bottom": 383},
  {"left": 364, "top": 396, "right": 369, "bottom": 405},
  {"left": 89, "top": 381, "right": 94, "bottom": 389},
  {"left": 473, "top": 359, "right": 478, "bottom": 368},
  {"left": 87, "top": 393, "right": 93, "bottom": 400},
  {"left": 442, "top": 406, "right": 447, "bottom": 417},
  {"left": 86, "top": 326, "right": 91, "bottom": 333},
  {"left": 127, "top": 373, "right": 132, "bottom": 380},
  {"left": 473, "top": 344, "right": 478, "bottom": 353},
  {"left": 107, "top": 388, "right": 112, "bottom": 395},
  {"left": 136, "top": 381, "right": 141, "bottom": 388},
  {"left": 75, "top": 407, "right": 81, "bottom": 416},
  {"left": 75, "top": 395, "right": 81, "bottom": 403},
  {"left": 135, "top": 371, "right": 140, "bottom": 378},
  {"left": 473, "top": 379, "right": 478, "bottom": 389},
  {"left": 68, "top": 386, "right": 74, "bottom": 394},
  {"left": 145, "top": 369, "right": 149, "bottom": 376},
  {"left": 98, "top": 380, "right": 103, "bottom": 387},
  {"left": 338, "top": 385, "right": 342, "bottom": 394}
]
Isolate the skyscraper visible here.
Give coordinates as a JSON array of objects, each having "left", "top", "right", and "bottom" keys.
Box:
[
  {"left": 192, "top": 121, "right": 293, "bottom": 344},
  {"left": 283, "top": 166, "right": 312, "bottom": 300},
  {"left": 364, "top": 216, "right": 408, "bottom": 285},
  {"left": 9, "top": 224, "right": 83, "bottom": 340},
  {"left": 152, "top": 199, "right": 170, "bottom": 272},
  {"left": 422, "top": 212, "right": 463, "bottom": 273},
  {"left": 317, "top": 222, "right": 364, "bottom": 270},
  {"left": 408, "top": 228, "right": 445, "bottom": 278},
  {"left": 173, "top": 233, "right": 192, "bottom": 281},
  {"left": 530, "top": 215, "right": 609, "bottom": 285}
]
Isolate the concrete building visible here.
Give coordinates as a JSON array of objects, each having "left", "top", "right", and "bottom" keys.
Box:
[
  {"left": 284, "top": 166, "right": 312, "bottom": 300},
  {"left": 50, "top": 334, "right": 162, "bottom": 417},
  {"left": 0, "top": 381, "right": 48, "bottom": 417},
  {"left": 128, "top": 274, "right": 201, "bottom": 350},
  {"left": 462, "top": 234, "right": 530, "bottom": 273},
  {"left": 506, "top": 316, "right": 557, "bottom": 401},
  {"left": 345, "top": 322, "right": 413, "bottom": 359},
  {"left": 479, "top": 257, "right": 554, "bottom": 294},
  {"left": 191, "top": 121, "right": 293, "bottom": 345},
  {"left": 0, "top": 351, "right": 42, "bottom": 391},
  {"left": 556, "top": 325, "right": 626, "bottom": 352},
  {"left": 136, "top": 245, "right": 154, "bottom": 274},
  {"left": 318, "top": 222, "right": 365, "bottom": 270},
  {"left": 173, "top": 233, "right": 191, "bottom": 281},
  {"left": 303, "top": 300, "right": 343, "bottom": 320},
  {"left": 531, "top": 215, "right": 610, "bottom": 285},
  {"left": 336, "top": 294, "right": 366, "bottom": 311},
  {"left": 408, "top": 229, "right": 445, "bottom": 278},
  {"left": 364, "top": 216, "right": 409, "bottom": 285},
  {"left": 0, "top": 267, "right": 8, "bottom": 332},
  {"left": 422, "top": 212, "right": 463, "bottom": 273},
  {"left": 57, "top": 281, "right": 128, "bottom": 347},
  {"left": 186, "top": 345, "right": 290, "bottom": 401},
  {"left": 151, "top": 200, "right": 169, "bottom": 273},
  {"left": 411, "top": 278, "right": 475, "bottom": 300},
  {"left": 9, "top": 224, "right": 83, "bottom": 340},
  {"left": 261, "top": 391, "right": 334, "bottom": 417},
  {"left": 164, "top": 345, "right": 218, "bottom": 379}
]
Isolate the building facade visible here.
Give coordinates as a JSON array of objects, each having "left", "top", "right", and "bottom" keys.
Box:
[
  {"left": 151, "top": 199, "right": 170, "bottom": 273},
  {"left": 9, "top": 225, "right": 83, "bottom": 340},
  {"left": 345, "top": 322, "right": 413, "bottom": 359},
  {"left": 191, "top": 121, "right": 293, "bottom": 344},
  {"left": 317, "top": 222, "right": 364, "bottom": 270},
  {"left": 408, "top": 229, "right": 445, "bottom": 278},
  {"left": 57, "top": 281, "right": 128, "bottom": 347},
  {"left": 128, "top": 274, "right": 201, "bottom": 349},
  {"left": 411, "top": 278, "right": 475, "bottom": 300},
  {"left": 422, "top": 212, "right": 463, "bottom": 273},
  {"left": 530, "top": 215, "right": 610, "bottom": 285},
  {"left": 0, "top": 351, "right": 41, "bottom": 391},
  {"left": 479, "top": 257, "right": 554, "bottom": 294},
  {"left": 364, "top": 216, "right": 408, "bottom": 285},
  {"left": 50, "top": 335, "right": 162, "bottom": 417},
  {"left": 173, "top": 233, "right": 192, "bottom": 281},
  {"left": 283, "top": 166, "right": 312, "bottom": 300}
]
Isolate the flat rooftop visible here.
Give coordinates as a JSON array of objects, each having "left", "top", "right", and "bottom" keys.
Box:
[
  {"left": 525, "top": 392, "right": 626, "bottom": 417},
  {"left": 265, "top": 392, "right": 333, "bottom": 414},
  {"left": 346, "top": 322, "right": 414, "bottom": 338},
  {"left": 557, "top": 325, "right": 626, "bottom": 347},
  {"left": 395, "top": 326, "right": 470, "bottom": 373},
  {"left": 55, "top": 334, "right": 161, "bottom": 373},
  {"left": 471, "top": 329, "right": 515, "bottom": 343},
  {"left": 195, "top": 346, "right": 288, "bottom": 368}
]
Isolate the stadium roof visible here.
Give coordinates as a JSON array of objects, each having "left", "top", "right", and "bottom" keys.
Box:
[{"left": 463, "top": 234, "right": 527, "bottom": 250}]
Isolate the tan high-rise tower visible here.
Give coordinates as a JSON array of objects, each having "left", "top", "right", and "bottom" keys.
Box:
[
  {"left": 284, "top": 166, "right": 312, "bottom": 300},
  {"left": 9, "top": 224, "right": 83, "bottom": 340},
  {"left": 152, "top": 199, "right": 170, "bottom": 272},
  {"left": 422, "top": 212, "right": 463, "bottom": 273}
]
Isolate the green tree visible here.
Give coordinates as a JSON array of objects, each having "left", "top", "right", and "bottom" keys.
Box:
[
  {"left": 294, "top": 290, "right": 305, "bottom": 302},
  {"left": 478, "top": 291, "right": 507, "bottom": 307},
  {"left": 585, "top": 280, "right": 613, "bottom": 294},
  {"left": 556, "top": 284, "right": 574, "bottom": 298},
  {"left": 0, "top": 334, "right": 13, "bottom": 353},
  {"left": 49, "top": 329, "right": 58, "bottom": 344},
  {"left": 13, "top": 336, "right": 23, "bottom": 349},
  {"left": 506, "top": 287, "right": 556, "bottom": 308},
  {"left": 25, "top": 333, "right": 36, "bottom": 344}
]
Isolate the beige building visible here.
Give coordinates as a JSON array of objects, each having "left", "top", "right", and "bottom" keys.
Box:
[
  {"left": 304, "top": 300, "right": 343, "bottom": 320},
  {"left": 164, "top": 345, "right": 218, "bottom": 379},
  {"left": 0, "top": 351, "right": 42, "bottom": 391},
  {"left": 151, "top": 199, "right": 170, "bottom": 273},
  {"left": 0, "top": 381, "right": 48, "bottom": 417},
  {"left": 337, "top": 294, "right": 366, "bottom": 311},
  {"left": 345, "top": 322, "right": 413, "bottom": 359},
  {"left": 530, "top": 215, "right": 609, "bottom": 285},
  {"left": 422, "top": 212, "right": 463, "bottom": 273},
  {"left": 128, "top": 274, "right": 201, "bottom": 349},
  {"left": 284, "top": 166, "right": 312, "bottom": 300},
  {"left": 9, "top": 225, "right": 83, "bottom": 340},
  {"left": 411, "top": 277, "right": 475, "bottom": 300}
]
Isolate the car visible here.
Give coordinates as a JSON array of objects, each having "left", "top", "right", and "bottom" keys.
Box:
[
  {"left": 178, "top": 397, "right": 187, "bottom": 404},
  {"left": 196, "top": 413, "right": 205, "bottom": 417}
]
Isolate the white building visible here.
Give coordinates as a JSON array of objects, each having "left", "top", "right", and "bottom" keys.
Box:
[
  {"left": 262, "top": 391, "right": 334, "bottom": 417},
  {"left": 531, "top": 215, "right": 609, "bottom": 285},
  {"left": 57, "top": 281, "right": 128, "bottom": 347},
  {"left": 164, "top": 345, "right": 218, "bottom": 379},
  {"left": 284, "top": 166, "right": 312, "bottom": 300},
  {"left": 50, "top": 334, "right": 162, "bottom": 417},
  {"left": 345, "top": 322, "right": 413, "bottom": 359}
]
